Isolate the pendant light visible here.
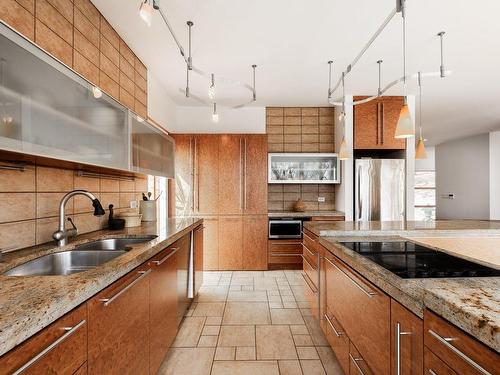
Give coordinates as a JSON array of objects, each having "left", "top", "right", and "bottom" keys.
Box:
[
  {"left": 139, "top": 0, "right": 154, "bottom": 26},
  {"left": 395, "top": 0, "right": 415, "bottom": 139},
  {"left": 212, "top": 103, "right": 219, "bottom": 123},
  {"left": 338, "top": 72, "right": 350, "bottom": 160},
  {"left": 92, "top": 86, "right": 102, "bottom": 99},
  {"left": 415, "top": 72, "right": 427, "bottom": 159}
]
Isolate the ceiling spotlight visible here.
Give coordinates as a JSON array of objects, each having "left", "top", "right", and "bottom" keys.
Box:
[
  {"left": 139, "top": 0, "right": 154, "bottom": 26},
  {"left": 212, "top": 103, "right": 219, "bottom": 123},
  {"left": 92, "top": 86, "right": 102, "bottom": 99},
  {"left": 208, "top": 74, "right": 216, "bottom": 101}
]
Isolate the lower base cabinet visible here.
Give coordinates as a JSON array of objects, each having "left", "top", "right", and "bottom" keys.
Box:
[
  {"left": 0, "top": 304, "right": 87, "bottom": 375},
  {"left": 219, "top": 216, "right": 243, "bottom": 270},
  {"left": 88, "top": 264, "right": 151, "bottom": 375},
  {"left": 201, "top": 217, "right": 219, "bottom": 271},
  {"left": 243, "top": 215, "right": 268, "bottom": 270}
]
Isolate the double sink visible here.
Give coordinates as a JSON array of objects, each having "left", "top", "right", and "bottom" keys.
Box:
[{"left": 3, "top": 236, "right": 158, "bottom": 277}]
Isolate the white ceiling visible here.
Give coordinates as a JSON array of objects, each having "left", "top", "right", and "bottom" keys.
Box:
[{"left": 92, "top": 0, "right": 500, "bottom": 145}]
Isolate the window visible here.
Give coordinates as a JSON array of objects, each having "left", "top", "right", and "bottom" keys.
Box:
[{"left": 414, "top": 170, "right": 436, "bottom": 220}]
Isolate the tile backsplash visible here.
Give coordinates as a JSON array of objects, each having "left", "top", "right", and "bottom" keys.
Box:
[
  {"left": 268, "top": 184, "right": 335, "bottom": 212},
  {"left": 0, "top": 165, "right": 148, "bottom": 249}
]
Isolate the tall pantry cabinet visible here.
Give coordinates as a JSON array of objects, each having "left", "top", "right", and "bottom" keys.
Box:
[{"left": 171, "top": 134, "right": 268, "bottom": 271}]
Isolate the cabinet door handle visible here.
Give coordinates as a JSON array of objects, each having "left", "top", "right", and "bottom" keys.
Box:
[
  {"left": 12, "top": 320, "right": 86, "bottom": 375},
  {"left": 189, "top": 138, "right": 194, "bottom": 212},
  {"left": 152, "top": 248, "right": 179, "bottom": 266},
  {"left": 270, "top": 252, "right": 302, "bottom": 257},
  {"left": 427, "top": 329, "right": 492, "bottom": 375},
  {"left": 428, "top": 370, "right": 438, "bottom": 375},
  {"left": 302, "top": 231, "right": 316, "bottom": 243},
  {"left": 244, "top": 137, "right": 247, "bottom": 211},
  {"left": 300, "top": 272, "right": 318, "bottom": 294},
  {"left": 395, "top": 322, "right": 412, "bottom": 375},
  {"left": 302, "top": 252, "right": 317, "bottom": 272},
  {"left": 100, "top": 269, "right": 151, "bottom": 307},
  {"left": 324, "top": 257, "right": 377, "bottom": 298},
  {"left": 376, "top": 102, "right": 380, "bottom": 145},
  {"left": 239, "top": 137, "right": 243, "bottom": 210},
  {"left": 381, "top": 102, "right": 384, "bottom": 144},
  {"left": 195, "top": 137, "right": 199, "bottom": 212},
  {"left": 349, "top": 353, "right": 367, "bottom": 375},
  {"left": 302, "top": 244, "right": 317, "bottom": 258},
  {"left": 195, "top": 226, "right": 205, "bottom": 232},
  {"left": 324, "top": 314, "right": 343, "bottom": 337}
]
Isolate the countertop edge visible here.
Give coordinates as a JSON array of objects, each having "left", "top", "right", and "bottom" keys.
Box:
[{"left": 0, "top": 218, "right": 203, "bottom": 357}]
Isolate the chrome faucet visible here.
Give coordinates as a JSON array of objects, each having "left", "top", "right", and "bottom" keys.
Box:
[{"left": 52, "top": 190, "right": 105, "bottom": 247}]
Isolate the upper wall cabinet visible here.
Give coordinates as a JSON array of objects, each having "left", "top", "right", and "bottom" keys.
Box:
[
  {"left": 0, "top": 23, "right": 130, "bottom": 170},
  {"left": 268, "top": 153, "right": 340, "bottom": 184},
  {"left": 131, "top": 113, "right": 174, "bottom": 178}
]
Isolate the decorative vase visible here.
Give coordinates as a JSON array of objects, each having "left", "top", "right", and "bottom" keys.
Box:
[{"left": 294, "top": 198, "right": 305, "bottom": 212}]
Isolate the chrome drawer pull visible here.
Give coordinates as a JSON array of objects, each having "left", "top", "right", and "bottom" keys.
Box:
[
  {"left": 302, "top": 254, "right": 318, "bottom": 273},
  {"left": 302, "top": 244, "right": 317, "bottom": 257},
  {"left": 13, "top": 320, "right": 86, "bottom": 375},
  {"left": 428, "top": 370, "right": 438, "bottom": 375},
  {"left": 302, "top": 231, "right": 316, "bottom": 243},
  {"left": 270, "top": 252, "right": 302, "bottom": 257},
  {"left": 300, "top": 272, "right": 318, "bottom": 294},
  {"left": 100, "top": 269, "right": 151, "bottom": 307},
  {"left": 349, "top": 353, "right": 366, "bottom": 375},
  {"left": 324, "top": 257, "right": 377, "bottom": 298},
  {"left": 428, "top": 329, "right": 492, "bottom": 375},
  {"left": 152, "top": 248, "right": 179, "bottom": 266},
  {"left": 195, "top": 226, "right": 205, "bottom": 231},
  {"left": 396, "top": 322, "right": 412, "bottom": 375},
  {"left": 324, "top": 314, "right": 343, "bottom": 337}
]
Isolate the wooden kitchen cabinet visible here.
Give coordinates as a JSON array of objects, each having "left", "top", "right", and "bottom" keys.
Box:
[
  {"left": 173, "top": 135, "right": 195, "bottom": 216},
  {"left": 219, "top": 216, "right": 243, "bottom": 270},
  {"left": 424, "top": 309, "right": 499, "bottom": 375},
  {"left": 194, "top": 224, "right": 204, "bottom": 291},
  {"left": 202, "top": 217, "right": 219, "bottom": 270},
  {"left": 390, "top": 300, "right": 423, "bottom": 375},
  {"left": 149, "top": 247, "right": 178, "bottom": 375},
  {"left": 0, "top": 304, "right": 87, "bottom": 375},
  {"left": 195, "top": 135, "right": 219, "bottom": 214},
  {"left": 268, "top": 240, "right": 303, "bottom": 267},
  {"left": 325, "top": 254, "right": 390, "bottom": 375},
  {"left": 424, "top": 348, "right": 457, "bottom": 375},
  {"left": 354, "top": 96, "right": 406, "bottom": 150},
  {"left": 88, "top": 265, "right": 150, "bottom": 375},
  {"left": 243, "top": 135, "right": 267, "bottom": 214},
  {"left": 218, "top": 135, "right": 243, "bottom": 215},
  {"left": 243, "top": 215, "right": 268, "bottom": 270},
  {"left": 349, "top": 342, "right": 374, "bottom": 375},
  {"left": 324, "top": 307, "right": 350, "bottom": 375}
]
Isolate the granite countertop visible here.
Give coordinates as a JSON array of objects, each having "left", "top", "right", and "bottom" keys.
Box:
[
  {"left": 268, "top": 210, "right": 345, "bottom": 218},
  {"left": 310, "top": 220, "right": 500, "bottom": 352},
  {"left": 0, "top": 217, "right": 202, "bottom": 356}
]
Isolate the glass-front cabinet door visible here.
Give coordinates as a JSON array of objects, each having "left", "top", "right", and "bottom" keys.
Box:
[
  {"left": 0, "top": 23, "right": 130, "bottom": 170},
  {"left": 130, "top": 114, "right": 174, "bottom": 178},
  {"left": 268, "top": 153, "right": 341, "bottom": 184}
]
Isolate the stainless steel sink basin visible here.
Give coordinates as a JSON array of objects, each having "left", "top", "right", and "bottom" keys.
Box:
[
  {"left": 74, "top": 236, "right": 158, "bottom": 251},
  {"left": 3, "top": 250, "right": 128, "bottom": 276}
]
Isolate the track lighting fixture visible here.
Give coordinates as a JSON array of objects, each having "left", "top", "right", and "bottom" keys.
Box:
[
  {"left": 212, "top": 103, "right": 219, "bottom": 123},
  {"left": 252, "top": 65, "right": 257, "bottom": 101},
  {"left": 208, "top": 74, "right": 216, "bottom": 100},
  {"left": 438, "top": 31, "right": 446, "bottom": 78},
  {"left": 92, "top": 86, "right": 102, "bottom": 99},
  {"left": 377, "top": 60, "right": 383, "bottom": 97},
  {"left": 415, "top": 72, "right": 427, "bottom": 159},
  {"left": 338, "top": 72, "right": 350, "bottom": 161},
  {"left": 395, "top": 0, "right": 415, "bottom": 139},
  {"left": 327, "top": 60, "right": 333, "bottom": 100}
]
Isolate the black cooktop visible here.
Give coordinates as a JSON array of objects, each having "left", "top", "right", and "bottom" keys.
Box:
[{"left": 339, "top": 241, "right": 500, "bottom": 279}]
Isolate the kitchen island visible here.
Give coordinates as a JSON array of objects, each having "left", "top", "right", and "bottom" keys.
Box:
[
  {"left": 302, "top": 220, "right": 500, "bottom": 374},
  {"left": 0, "top": 217, "right": 203, "bottom": 373}
]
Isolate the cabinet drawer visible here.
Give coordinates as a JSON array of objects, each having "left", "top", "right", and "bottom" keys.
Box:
[
  {"left": 268, "top": 240, "right": 302, "bottom": 264},
  {"left": 303, "top": 250, "right": 318, "bottom": 290},
  {"left": 325, "top": 255, "right": 390, "bottom": 375},
  {"left": 302, "top": 242, "right": 318, "bottom": 270},
  {"left": 302, "top": 229, "right": 319, "bottom": 252},
  {"left": 324, "top": 308, "right": 350, "bottom": 374},
  {"left": 424, "top": 347, "right": 457, "bottom": 375},
  {"left": 349, "top": 342, "right": 374, "bottom": 375},
  {"left": 424, "top": 309, "right": 499, "bottom": 375},
  {"left": 302, "top": 271, "right": 319, "bottom": 318},
  {"left": 0, "top": 304, "right": 87, "bottom": 375}
]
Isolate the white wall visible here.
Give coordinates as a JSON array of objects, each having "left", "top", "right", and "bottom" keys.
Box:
[
  {"left": 436, "top": 133, "right": 490, "bottom": 219},
  {"left": 147, "top": 72, "right": 178, "bottom": 131},
  {"left": 490, "top": 131, "right": 500, "bottom": 220},
  {"left": 171, "top": 106, "right": 266, "bottom": 134}
]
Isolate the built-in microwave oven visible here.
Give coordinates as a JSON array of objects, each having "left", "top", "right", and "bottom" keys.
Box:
[{"left": 268, "top": 219, "right": 303, "bottom": 239}]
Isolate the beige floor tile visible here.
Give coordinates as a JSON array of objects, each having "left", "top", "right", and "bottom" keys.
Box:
[
  {"left": 263, "top": 270, "right": 286, "bottom": 278},
  {"left": 227, "top": 290, "right": 268, "bottom": 302},
  {"left": 198, "top": 335, "right": 218, "bottom": 347},
  {"left": 293, "top": 334, "right": 314, "bottom": 346},
  {"left": 300, "top": 308, "right": 313, "bottom": 317},
  {"left": 233, "top": 271, "right": 264, "bottom": 277},
  {"left": 256, "top": 325, "right": 297, "bottom": 360},
  {"left": 193, "top": 302, "right": 225, "bottom": 317},
  {"left": 211, "top": 361, "right": 279, "bottom": 375},
  {"left": 196, "top": 286, "right": 229, "bottom": 302},
  {"left": 202, "top": 325, "right": 220, "bottom": 335},
  {"left": 222, "top": 302, "right": 270, "bottom": 325},
  {"left": 303, "top": 316, "right": 329, "bottom": 347},
  {"left": 235, "top": 346, "right": 256, "bottom": 360},
  {"left": 254, "top": 277, "right": 278, "bottom": 290},
  {"left": 172, "top": 317, "right": 206, "bottom": 347},
  {"left": 270, "top": 309, "right": 305, "bottom": 325},
  {"left": 291, "top": 285, "right": 308, "bottom": 302},
  {"left": 231, "top": 277, "right": 254, "bottom": 286},
  {"left": 315, "top": 347, "right": 344, "bottom": 375},
  {"left": 218, "top": 325, "right": 255, "bottom": 347},
  {"left": 281, "top": 294, "right": 296, "bottom": 301},
  {"left": 269, "top": 301, "right": 284, "bottom": 309},
  {"left": 284, "top": 301, "right": 299, "bottom": 308},
  {"left": 229, "top": 285, "right": 242, "bottom": 291},
  {"left": 241, "top": 285, "right": 254, "bottom": 291},
  {"left": 158, "top": 347, "right": 215, "bottom": 375},
  {"left": 278, "top": 360, "right": 303, "bottom": 375},
  {"left": 215, "top": 346, "right": 236, "bottom": 361},
  {"left": 300, "top": 360, "right": 326, "bottom": 375},
  {"left": 297, "top": 347, "right": 319, "bottom": 360},
  {"left": 290, "top": 325, "right": 310, "bottom": 335},
  {"left": 205, "top": 317, "right": 223, "bottom": 325}
]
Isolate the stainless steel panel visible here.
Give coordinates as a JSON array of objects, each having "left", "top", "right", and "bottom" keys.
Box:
[
  {"left": 355, "top": 159, "right": 405, "bottom": 221},
  {"left": 74, "top": 236, "right": 158, "bottom": 250}
]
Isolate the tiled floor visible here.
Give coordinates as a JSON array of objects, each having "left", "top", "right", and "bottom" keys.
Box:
[{"left": 158, "top": 270, "right": 344, "bottom": 375}]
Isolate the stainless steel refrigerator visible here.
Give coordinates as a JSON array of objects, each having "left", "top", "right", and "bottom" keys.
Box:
[{"left": 354, "top": 159, "right": 406, "bottom": 221}]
